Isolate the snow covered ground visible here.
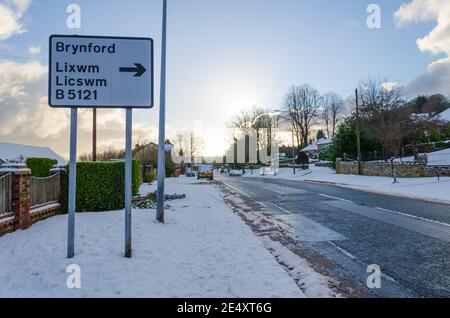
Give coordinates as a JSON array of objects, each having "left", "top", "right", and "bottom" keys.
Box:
[
  {"left": 244, "top": 166, "right": 450, "bottom": 204},
  {"left": 0, "top": 177, "right": 303, "bottom": 298}
]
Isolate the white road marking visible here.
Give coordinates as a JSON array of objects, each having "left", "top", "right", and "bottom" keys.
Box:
[
  {"left": 223, "top": 182, "right": 291, "bottom": 215},
  {"left": 327, "top": 242, "right": 400, "bottom": 284},
  {"left": 222, "top": 182, "right": 264, "bottom": 204},
  {"left": 327, "top": 241, "right": 356, "bottom": 260},
  {"left": 319, "top": 193, "right": 354, "bottom": 204},
  {"left": 271, "top": 202, "right": 292, "bottom": 215},
  {"left": 375, "top": 207, "right": 450, "bottom": 228}
]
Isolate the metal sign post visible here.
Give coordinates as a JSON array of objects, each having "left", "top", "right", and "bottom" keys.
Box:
[
  {"left": 156, "top": 0, "right": 168, "bottom": 223},
  {"left": 49, "top": 35, "right": 154, "bottom": 258},
  {"left": 124, "top": 108, "right": 132, "bottom": 258},
  {"left": 67, "top": 108, "right": 77, "bottom": 259}
]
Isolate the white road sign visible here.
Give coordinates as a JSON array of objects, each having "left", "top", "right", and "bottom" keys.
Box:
[{"left": 49, "top": 35, "right": 154, "bottom": 108}]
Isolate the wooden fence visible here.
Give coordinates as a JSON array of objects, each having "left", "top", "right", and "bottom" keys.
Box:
[
  {"left": 30, "top": 173, "right": 60, "bottom": 208},
  {"left": 0, "top": 173, "right": 12, "bottom": 214}
]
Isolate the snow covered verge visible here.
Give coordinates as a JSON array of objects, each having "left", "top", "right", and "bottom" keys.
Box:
[
  {"left": 243, "top": 166, "right": 450, "bottom": 205},
  {"left": 0, "top": 177, "right": 303, "bottom": 298}
]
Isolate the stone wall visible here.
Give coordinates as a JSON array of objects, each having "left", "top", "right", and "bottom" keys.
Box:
[{"left": 336, "top": 160, "right": 427, "bottom": 178}]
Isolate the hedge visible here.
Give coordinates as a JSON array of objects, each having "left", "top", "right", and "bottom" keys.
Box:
[
  {"left": 26, "top": 157, "right": 58, "bottom": 177},
  {"left": 144, "top": 172, "right": 154, "bottom": 184},
  {"left": 65, "top": 160, "right": 141, "bottom": 212}
]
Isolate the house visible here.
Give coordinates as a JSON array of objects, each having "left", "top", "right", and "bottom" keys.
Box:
[
  {"left": 133, "top": 141, "right": 175, "bottom": 165},
  {"left": 301, "top": 138, "right": 333, "bottom": 157},
  {"left": 0, "top": 141, "right": 66, "bottom": 165},
  {"left": 438, "top": 108, "right": 450, "bottom": 122}
]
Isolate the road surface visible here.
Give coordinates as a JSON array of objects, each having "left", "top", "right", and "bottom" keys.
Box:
[{"left": 216, "top": 174, "right": 450, "bottom": 298}]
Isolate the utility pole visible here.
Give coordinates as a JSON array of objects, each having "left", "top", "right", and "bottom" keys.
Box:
[
  {"left": 292, "top": 127, "right": 296, "bottom": 175},
  {"left": 93, "top": 108, "right": 97, "bottom": 162},
  {"left": 355, "top": 89, "right": 362, "bottom": 175},
  {"left": 190, "top": 133, "right": 194, "bottom": 167},
  {"left": 156, "top": 0, "right": 168, "bottom": 223}
]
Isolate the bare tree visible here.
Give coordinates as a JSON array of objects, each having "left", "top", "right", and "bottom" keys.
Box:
[
  {"left": 283, "top": 84, "right": 321, "bottom": 147},
  {"left": 230, "top": 106, "right": 266, "bottom": 134},
  {"left": 322, "top": 92, "right": 344, "bottom": 138},
  {"left": 175, "top": 132, "right": 190, "bottom": 157},
  {"left": 229, "top": 106, "right": 266, "bottom": 161},
  {"left": 358, "top": 78, "right": 405, "bottom": 158},
  {"left": 188, "top": 132, "right": 204, "bottom": 165},
  {"left": 79, "top": 146, "right": 125, "bottom": 162},
  {"left": 402, "top": 111, "right": 444, "bottom": 159}
]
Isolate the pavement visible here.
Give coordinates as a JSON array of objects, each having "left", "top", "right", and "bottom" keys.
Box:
[{"left": 216, "top": 174, "right": 450, "bottom": 298}]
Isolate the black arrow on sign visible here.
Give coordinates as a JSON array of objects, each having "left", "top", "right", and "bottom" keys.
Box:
[{"left": 119, "top": 63, "right": 147, "bottom": 77}]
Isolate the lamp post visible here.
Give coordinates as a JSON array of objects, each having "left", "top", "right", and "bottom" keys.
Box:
[
  {"left": 355, "top": 89, "right": 362, "bottom": 176},
  {"left": 292, "top": 127, "right": 296, "bottom": 175}
]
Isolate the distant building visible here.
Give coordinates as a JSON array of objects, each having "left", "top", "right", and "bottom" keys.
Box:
[
  {"left": 0, "top": 141, "right": 66, "bottom": 165},
  {"left": 301, "top": 138, "right": 333, "bottom": 157},
  {"left": 438, "top": 108, "right": 450, "bottom": 122},
  {"left": 133, "top": 141, "right": 175, "bottom": 165}
]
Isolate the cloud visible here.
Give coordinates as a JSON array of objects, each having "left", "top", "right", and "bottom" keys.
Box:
[
  {"left": 0, "top": 0, "right": 31, "bottom": 40},
  {"left": 0, "top": 59, "right": 158, "bottom": 159},
  {"left": 382, "top": 82, "right": 400, "bottom": 91},
  {"left": 394, "top": 0, "right": 444, "bottom": 27},
  {"left": 28, "top": 45, "right": 40, "bottom": 54},
  {"left": 0, "top": 59, "right": 46, "bottom": 101},
  {"left": 395, "top": 0, "right": 450, "bottom": 96}
]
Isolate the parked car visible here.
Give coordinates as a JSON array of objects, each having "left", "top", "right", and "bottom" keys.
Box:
[
  {"left": 198, "top": 164, "right": 214, "bottom": 180},
  {"left": 186, "top": 169, "right": 196, "bottom": 177}
]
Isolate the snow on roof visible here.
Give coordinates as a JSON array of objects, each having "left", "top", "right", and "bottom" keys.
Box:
[
  {"left": 439, "top": 108, "right": 450, "bottom": 122},
  {"left": 301, "top": 144, "right": 318, "bottom": 152},
  {"left": 301, "top": 138, "right": 333, "bottom": 152},
  {"left": 316, "top": 138, "right": 333, "bottom": 145},
  {"left": 0, "top": 142, "right": 66, "bottom": 165}
]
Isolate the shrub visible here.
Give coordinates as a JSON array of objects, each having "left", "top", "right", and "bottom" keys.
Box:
[
  {"left": 132, "top": 160, "right": 141, "bottom": 195},
  {"left": 66, "top": 160, "right": 141, "bottom": 212},
  {"left": 144, "top": 172, "right": 154, "bottom": 184},
  {"left": 26, "top": 158, "right": 58, "bottom": 177},
  {"left": 319, "top": 145, "right": 331, "bottom": 162},
  {"left": 165, "top": 154, "right": 177, "bottom": 177}
]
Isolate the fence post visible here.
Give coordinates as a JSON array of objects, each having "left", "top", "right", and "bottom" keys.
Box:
[
  {"left": 7, "top": 164, "right": 32, "bottom": 230},
  {"left": 51, "top": 166, "right": 68, "bottom": 214},
  {"left": 335, "top": 158, "right": 342, "bottom": 174}
]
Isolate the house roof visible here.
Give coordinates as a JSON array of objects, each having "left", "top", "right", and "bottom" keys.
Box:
[
  {"left": 301, "top": 144, "right": 318, "bottom": 152},
  {"left": 301, "top": 138, "right": 333, "bottom": 152},
  {"left": 439, "top": 108, "right": 450, "bottom": 122},
  {"left": 316, "top": 138, "right": 333, "bottom": 146},
  {"left": 0, "top": 142, "right": 66, "bottom": 165}
]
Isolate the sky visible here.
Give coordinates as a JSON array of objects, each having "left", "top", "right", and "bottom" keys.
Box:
[{"left": 0, "top": 0, "right": 449, "bottom": 159}]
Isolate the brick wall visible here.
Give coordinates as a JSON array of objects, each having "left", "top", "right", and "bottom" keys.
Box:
[{"left": 0, "top": 165, "right": 61, "bottom": 237}]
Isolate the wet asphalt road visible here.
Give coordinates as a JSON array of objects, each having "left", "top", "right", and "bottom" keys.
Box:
[{"left": 217, "top": 175, "right": 450, "bottom": 298}]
